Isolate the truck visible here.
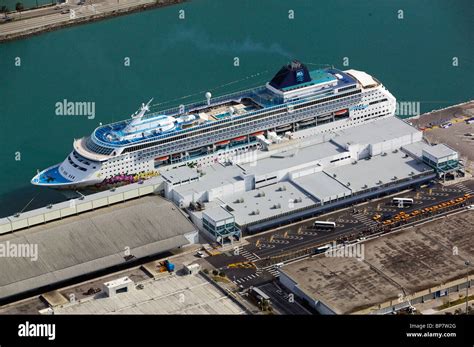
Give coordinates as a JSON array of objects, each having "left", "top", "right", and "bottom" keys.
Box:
[
  {"left": 164, "top": 260, "right": 175, "bottom": 272},
  {"left": 157, "top": 259, "right": 175, "bottom": 273}
]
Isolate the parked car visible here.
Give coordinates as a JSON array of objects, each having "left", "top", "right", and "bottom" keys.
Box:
[{"left": 196, "top": 251, "right": 205, "bottom": 258}]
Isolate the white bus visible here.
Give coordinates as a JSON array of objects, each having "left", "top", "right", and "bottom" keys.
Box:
[
  {"left": 392, "top": 197, "right": 414, "bottom": 207},
  {"left": 313, "top": 220, "right": 336, "bottom": 230},
  {"left": 314, "top": 244, "right": 331, "bottom": 254}
]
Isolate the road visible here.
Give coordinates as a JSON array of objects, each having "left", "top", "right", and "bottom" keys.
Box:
[
  {"left": 258, "top": 282, "right": 311, "bottom": 315},
  {"left": 0, "top": 0, "right": 179, "bottom": 40},
  {"left": 204, "top": 180, "right": 474, "bottom": 288}
]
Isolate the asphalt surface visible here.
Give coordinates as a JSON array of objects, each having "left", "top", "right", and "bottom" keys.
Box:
[
  {"left": 204, "top": 180, "right": 474, "bottom": 289},
  {"left": 258, "top": 282, "right": 311, "bottom": 315},
  {"left": 0, "top": 0, "right": 163, "bottom": 38}
]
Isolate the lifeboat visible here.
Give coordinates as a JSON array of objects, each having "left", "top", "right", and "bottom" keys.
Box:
[
  {"left": 250, "top": 131, "right": 265, "bottom": 136},
  {"left": 276, "top": 124, "right": 292, "bottom": 132},
  {"left": 334, "top": 109, "right": 349, "bottom": 116},
  {"left": 317, "top": 113, "right": 332, "bottom": 120},
  {"left": 215, "top": 140, "right": 230, "bottom": 146},
  {"left": 155, "top": 156, "right": 169, "bottom": 161},
  {"left": 298, "top": 118, "right": 315, "bottom": 126},
  {"left": 232, "top": 136, "right": 247, "bottom": 142}
]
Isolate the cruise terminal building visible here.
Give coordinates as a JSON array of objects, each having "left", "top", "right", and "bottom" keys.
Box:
[{"left": 160, "top": 114, "right": 453, "bottom": 243}]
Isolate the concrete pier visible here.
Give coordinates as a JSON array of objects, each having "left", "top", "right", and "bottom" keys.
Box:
[{"left": 0, "top": 0, "right": 186, "bottom": 43}]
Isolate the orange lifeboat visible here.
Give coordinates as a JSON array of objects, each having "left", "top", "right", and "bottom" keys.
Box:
[
  {"left": 232, "top": 136, "right": 247, "bottom": 142},
  {"left": 334, "top": 109, "right": 348, "bottom": 116},
  {"left": 155, "top": 156, "right": 169, "bottom": 161},
  {"left": 215, "top": 140, "right": 230, "bottom": 146},
  {"left": 250, "top": 131, "right": 265, "bottom": 136}
]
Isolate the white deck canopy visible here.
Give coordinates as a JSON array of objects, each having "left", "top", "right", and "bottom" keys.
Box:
[{"left": 344, "top": 69, "right": 379, "bottom": 88}]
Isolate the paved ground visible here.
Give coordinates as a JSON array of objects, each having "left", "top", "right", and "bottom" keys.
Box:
[
  {"left": 410, "top": 101, "right": 474, "bottom": 129},
  {"left": 257, "top": 282, "right": 311, "bottom": 315},
  {"left": 204, "top": 180, "right": 474, "bottom": 289},
  {"left": 423, "top": 120, "right": 474, "bottom": 173},
  {"left": 410, "top": 101, "right": 474, "bottom": 172},
  {"left": 279, "top": 210, "right": 474, "bottom": 314},
  {"left": 417, "top": 287, "right": 474, "bottom": 315},
  {"left": 0, "top": 0, "right": 183, "bottom": 40}
]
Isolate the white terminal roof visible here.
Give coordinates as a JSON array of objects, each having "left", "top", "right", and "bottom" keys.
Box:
[
  {"left": 344, "top": 69, "right": 379, "bottom": 88},
  {"left": 241, "top": 141, "right": 347, "bottom": 176},
  {"left": 324, "top": 150, "right": 432, "bottom": 193},
  {"left": 422, "top": 144, "right": 458, "bottom": 159},
  {"left": 292, "top": 171, "right": 352, "bottom": 202},
  {"left": 219, "top": 181, "right": 317, "bottom": 226},
  {"left": 331, "top": 116, "right": 419, "bottom": 147},
  {"left": 203, "top": 205, "right": 234, "bottom": 222},
  {"left": 401, "top": 141, "right": 430, "bottom": 159},
  {"left": 173, "top": 164, "right": 244, "bottom": 195},
  {"left": 403, "top": 142, "right": 459, "bottom": 162},
  {"left": 161, "top": 166, "right": 199, "bottom": 184}
]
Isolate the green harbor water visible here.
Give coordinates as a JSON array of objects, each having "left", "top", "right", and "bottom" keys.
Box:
[
  {"left": 0, "top": 0, "right": 473, "bottom": 216},
  {"left": 1, "top": 0, "right": 54, "bottom": 11}
]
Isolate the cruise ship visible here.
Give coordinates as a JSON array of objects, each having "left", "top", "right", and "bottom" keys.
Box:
[{"left": 31, "top": 61, "right": 396, "bottom": 188}]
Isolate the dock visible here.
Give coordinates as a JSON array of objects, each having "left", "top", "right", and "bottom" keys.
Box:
[
  {"left": 0, "top": 195, "right": 198, "bottom": 303},
  {"left": 0, "top": 0, "right": 186, "bottom": 43}
]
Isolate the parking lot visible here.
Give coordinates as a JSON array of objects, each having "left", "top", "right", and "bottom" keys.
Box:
[
  {"left": 423, "top": 120, "right": 474, "bottom": 172},
  {"left": 204, "top": 180, "right": 474, "bottom": 288},
  {"left": 410, "top": 101, "right": 474, "bottom": 172}
]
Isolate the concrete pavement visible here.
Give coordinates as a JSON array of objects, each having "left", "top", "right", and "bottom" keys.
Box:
[{"left": 0, "top": 0, "right": 185, "bottom": 42}]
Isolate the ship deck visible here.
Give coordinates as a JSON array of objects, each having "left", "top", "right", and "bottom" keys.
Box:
[
  {"left": 32, "top": 164, "right": 71, "bottom": 185},
  {"left": 91, "top": 68, "right": 357, "bottom": 149},
  {"left": 93, "top": 88, "right": 273, "bottom": 147}
]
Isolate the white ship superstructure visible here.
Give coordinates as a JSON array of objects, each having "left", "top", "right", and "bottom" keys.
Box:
[{"left": 32, "top": 61, "right": 396, "bottom": 188}]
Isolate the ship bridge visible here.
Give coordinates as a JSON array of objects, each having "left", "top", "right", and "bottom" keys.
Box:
[{"left": 265, "top": 60, "right": 357, "bottom": 101}]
